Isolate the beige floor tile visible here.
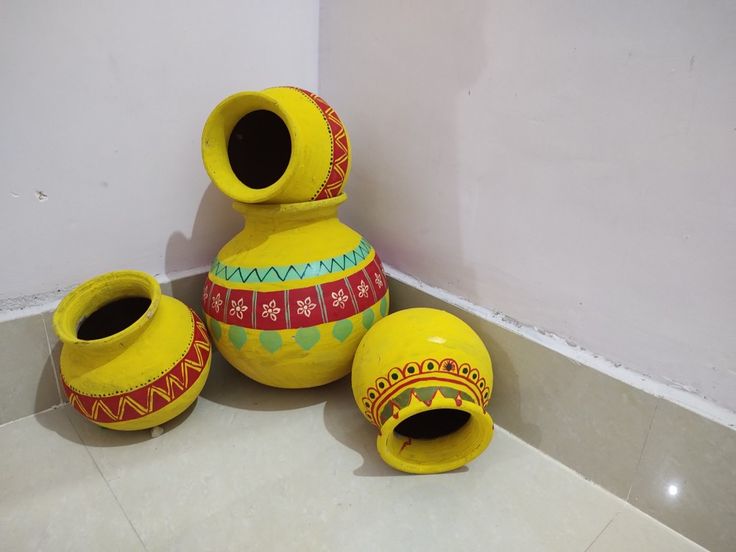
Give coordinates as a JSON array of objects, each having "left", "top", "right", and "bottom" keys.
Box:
[
  {"left": 6, "top": 354, "right": 708, "bottom": 552},
  {"left": 628, "top": 400, "right": 736, "bottom": 552},
  {"left": 0, "top": 409, "right": 144, "bottom": 551},
  {"left": 0, "top": 315, "right": 62, "bottom": 424},
  {"left": 588, "top": 507, "right": 707, "bottom": 552},
  {"left": 67, "top": 358, "right": 625, "bottom": 551}
]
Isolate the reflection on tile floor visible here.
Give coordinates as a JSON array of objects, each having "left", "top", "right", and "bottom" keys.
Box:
[{"left": 0, "top": 364, "right": 706, "bottom": 552}]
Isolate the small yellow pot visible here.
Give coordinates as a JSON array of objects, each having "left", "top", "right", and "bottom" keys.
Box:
[
  {"left": 203, "top": 194, "right": 389, "bottom": 388},
  {"left": 202, "top": 86, "right": 350, "bottom": 204},
  {"left": 53, "top": 271, "right": 211, "bottom": 430},
  {"left": 352, "top": 308, "right": 494, "bottom": 474}
]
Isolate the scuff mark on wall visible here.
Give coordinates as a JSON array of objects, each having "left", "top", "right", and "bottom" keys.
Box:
[{"left": 35, "top": 190, "right": 48, "bottom": 202}]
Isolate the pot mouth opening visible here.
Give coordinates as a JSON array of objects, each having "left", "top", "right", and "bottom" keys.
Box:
[
  {"left": 377, "top": 399, "right": 493, "bottom": 474},
  {"left": 53, "top": 270, "right": 161, "bottom": 346},
  {"left": 76, "top": 297, "right": 152, "bottom": 340},
  {"left": 394, "top": 409, "right": 471, "bottom": 440},
  {"left": 227, "top": 109, "right": 292, "bottom": 190}
]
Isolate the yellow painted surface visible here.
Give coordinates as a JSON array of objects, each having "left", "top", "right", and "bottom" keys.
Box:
[
  {"left": 201, "top": 86, "right": 351, "bottom": 204},
  {"left": 206, "top": 302, "right": 383, "bottom": 389},
  {"left": 213, "top": 195, "right": 363, "bottom": 292},
  {"left": 352, "top": 308, "right": 494, "bottom": 474},
  {"left": 53, "top": 271, "right": 211, "bottom": 430},
  {"left": 205, "top": 195, "right": 389, "bottom": 388}
]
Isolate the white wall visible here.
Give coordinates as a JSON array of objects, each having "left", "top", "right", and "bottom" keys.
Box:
[
  {"left": 0, "top": 0, "right": 319, "bottom": 307},
  {"left": 320, "top": 1, "right": 736, "bottom": 411}
]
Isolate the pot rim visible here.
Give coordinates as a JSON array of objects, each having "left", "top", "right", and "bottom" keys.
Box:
[
  {"left": 201, "top": 90, "right": 302, "bottom": 204},
  {"left": 376, "top": 394, "right": 494, "bottom": 475},
  {"left": 53, "top": 270, "right": 161, "bottom": 348}
]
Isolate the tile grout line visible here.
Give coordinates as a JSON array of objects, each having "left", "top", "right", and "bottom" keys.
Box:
[
  {"left": 583, "top": 512, "right": 619, "bottom": 551},
  {"left": 62, "top": 408, "right": 150, "bottom": 551},
  {"left": 41, "top": 315, "right": 66, "bottom": 406},
  {"left": 626, "top": 399, "right": 659, "bottom": 502},
  {"left": 0, "top": 402, "right": 67, "bottom": 430}
]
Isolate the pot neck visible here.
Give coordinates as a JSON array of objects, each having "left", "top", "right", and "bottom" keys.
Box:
[
  {"left": 53, "top": 270, "right": 161, "bottom": 355},
  {"left": 232, "top": 193, "right": 347, "bottom": 230}
]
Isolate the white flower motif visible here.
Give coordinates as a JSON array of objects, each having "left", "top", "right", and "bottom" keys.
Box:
[
  {"left": 357, "top": 280, "right": 369, "bottom": 298},
  {"left": 229, "top": 298, "right": 248, "bottom": 320},
  {"left": 331, "top": 289, "right": 349, "bottom": 309},
  {"left": 211, "top": 293, "right": 223, "bottom": 313},
  {"left": 374, "top": 272, "right": 384, "bottom": 289},
  {"left": 297, "top": 296, "right": 317, "bottom": 317},
  {"left": 262, "top": 299, "right": 281, "bottom": 321},
  {"left": 202, "top": 287, "right": 209, "bottom": 305}
]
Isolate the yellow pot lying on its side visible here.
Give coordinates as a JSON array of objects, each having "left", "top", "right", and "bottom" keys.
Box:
[
  {"left": 53, "top": 270, "right": 211, "bottom": 430},
  {"left": 352, "top": 308, "right": 494, "bottom": 474}
]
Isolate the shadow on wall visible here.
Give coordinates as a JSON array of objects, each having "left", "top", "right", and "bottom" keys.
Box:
[
  {"left": 164, "top": 182, "right": 242, "bottom": 310},
  {"left": 326, "top": 0, "right": 489, "bottom": 305}
]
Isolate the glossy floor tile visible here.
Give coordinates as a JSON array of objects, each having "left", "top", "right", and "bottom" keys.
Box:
[
  {"left": 0, "top": 356, "right": 706, "bottom": 552},
  {"left": 587, "top": 507, "right": 707, "bottom": 552},
  {"left": 628, "top": 399, "right": 736, "bottom": 552},
  {"left": 0, "top": 315, "right": 61, "bottom": 424},
  {"left": 0, "top": 409, "right": 144, "bottom": 551}
]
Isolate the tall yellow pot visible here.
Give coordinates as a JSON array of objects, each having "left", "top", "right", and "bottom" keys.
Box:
[
  {"left": 53, "top": 271, "right": 211, "bottom": 430},
  {"left": 202, "top": 86, "right": 350, "bottom": 204},
  {"left": 202, "top": 194, "right": 389, "bottom": 388},
  {"left": 352, "top": 308, "right": 494, "bottom": 474}
]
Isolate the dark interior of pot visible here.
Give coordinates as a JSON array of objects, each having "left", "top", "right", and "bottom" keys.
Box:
[
  {"left": 77, "top": 297, "right": 151, "bottom": 340},
  {"left": 394, "top": 409, "right": 471, "bottom": 440},
  {"left": 227, "top": 110, "right": 291, "bottom": 189}
]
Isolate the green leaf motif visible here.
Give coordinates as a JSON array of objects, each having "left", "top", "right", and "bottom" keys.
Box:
[
  {"left": 209, "top": 319, "right": 222, "bottom": 341},
  {"left": 259, "top": 331, "right": 283, "bottom": 353},
  {"left": 332, "top": 319, "right": 353, "bottom": 342},
  {"left": 295, "top": 327, "right": 320, "bottom": 350},
  {"left": 228, "top": 325, "right": 247, "bottom": 349},
  {"left": 362, "top": 308, "right": 375, "bottom": 330},
  {"left": 380, "top": 296, "right": 389, "bottom": 317}
]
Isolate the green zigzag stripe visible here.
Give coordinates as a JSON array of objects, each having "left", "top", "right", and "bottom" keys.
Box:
[{"left": 211, "top": 239, "right": 373, "bottom": 284}]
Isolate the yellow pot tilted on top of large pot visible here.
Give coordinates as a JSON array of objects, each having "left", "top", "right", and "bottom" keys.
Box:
[
  {"left": 352, "top": 308, "right": 494, "bottom": 474},
  {"left": 202, "top": 86, "right": 351, "bottom": 204},
  {"left": 53, "top": 271, "right": 212, "bottom": 430},
  {"left": 201, "top": 86, "right": 388, "bottom": 388}
]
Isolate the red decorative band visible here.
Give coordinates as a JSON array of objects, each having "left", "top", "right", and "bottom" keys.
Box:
[
  {"left": 203, "top": 256, "right": 387, "bottom": 330},
  {"left": 290, "top": 87, "right": 349, "bottom": 200},
  {"left": 361, "top": 358, "right": 491, "bottom": 427},
  {"left": 63, "top": 311, "right": 211, "bottom": 424}
]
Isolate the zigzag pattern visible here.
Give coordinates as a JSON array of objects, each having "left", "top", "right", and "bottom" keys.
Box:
[
  {"left": 288, "top": 87, "right": 350, "bottom": 200},
  {"left": 211, "top": 239, "right": 372, "bottom": 284},
  {"left": 64, "top": 313, "right": 211, "bottom": 425},
  {"left": 318, "top": 109, "right": 349, "bottom": 200}
]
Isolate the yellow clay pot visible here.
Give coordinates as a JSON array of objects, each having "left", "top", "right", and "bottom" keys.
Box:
[
  {"left": 202, "top": 86, "right": 350, "bottom": 204},
  {"left": 202, "top": 194, "right": 389, "bottom": 388},
  {"left": 53, "top": 271, "right": 211, "bottom": 430},
  {"left": 352, "top": 308, "right": 494, "bottom": 474}
]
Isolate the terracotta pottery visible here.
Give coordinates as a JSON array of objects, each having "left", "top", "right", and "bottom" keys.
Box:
[
  {"left": 53, "top": 270, "right": 211, "bottom": 430},
  {"left": 202, "top": 195, "right": 389, "bottom": 388},
  {"left": 351, "top": 308, "right": 494, "bottom": 474},
  {"left": 202, "top": 86, "right": 351, "bottom": 204},
  {"left": 201, "top": 86, "right": 388, "bottom": 388}
]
